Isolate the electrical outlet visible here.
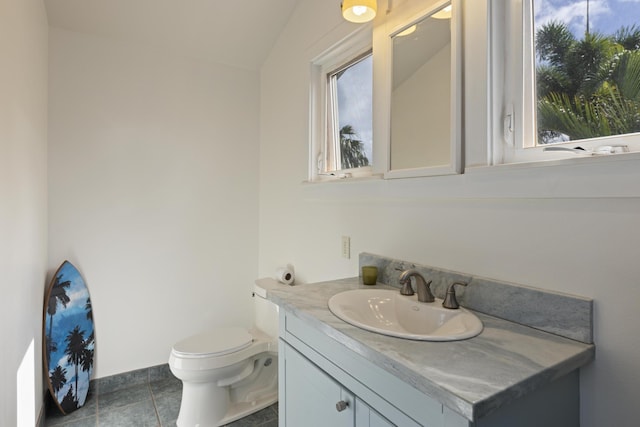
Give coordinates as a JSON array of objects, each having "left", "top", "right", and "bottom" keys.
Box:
[{"left": 341, "top": 236, "right": 350, "bottom": 259}]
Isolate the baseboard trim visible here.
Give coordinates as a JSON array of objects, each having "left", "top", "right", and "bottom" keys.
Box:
[
  {"left": 93, "top": 363, "right": 174, "bottom": 395},
  {"left": 36, "top": 401, "right": 44, "bottom": 427}
]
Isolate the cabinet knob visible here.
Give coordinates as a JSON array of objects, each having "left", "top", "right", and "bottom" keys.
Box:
[{"left": 335, "top": 400, "right": 349, "bottom": 412}]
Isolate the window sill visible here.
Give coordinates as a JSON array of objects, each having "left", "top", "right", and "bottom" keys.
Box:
[
  {"left": 301, "top": 153, "right": 640, "bottom": 202},
  {"left": 469, "top": 151, "right": 640, "bottom": 175},
  {"left": 302, "top": 173, "right": 384, "bottom": 186}
]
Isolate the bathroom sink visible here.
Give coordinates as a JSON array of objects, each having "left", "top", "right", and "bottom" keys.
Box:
[{"left": 328, "top": 289, "right": 483, "bottom": 341}]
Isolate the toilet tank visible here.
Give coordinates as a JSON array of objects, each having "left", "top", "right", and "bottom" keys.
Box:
[{"left": 253, "top": 283, "right": 279, "bottom": 339}]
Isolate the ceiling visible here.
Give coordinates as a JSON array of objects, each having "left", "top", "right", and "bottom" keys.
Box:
[{"left": 44, "top": 0, "right": 300, "bottom": 70}]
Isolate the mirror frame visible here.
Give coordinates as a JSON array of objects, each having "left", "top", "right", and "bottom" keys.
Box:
[{"left": 374, "top": 0, "right": 462, "bottom": 179}]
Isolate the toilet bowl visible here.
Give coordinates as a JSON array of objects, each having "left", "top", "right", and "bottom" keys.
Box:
[{"left": 169, "top": 282, "right": 279, "bottom": 427}]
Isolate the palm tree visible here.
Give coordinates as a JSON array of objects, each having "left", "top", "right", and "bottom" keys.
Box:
[
  {"left": 46, "top": 275, "right": 71, "bottom": 361},
  {"left": 536, "top": 21, "right": 575, "bottom": 71},
  {"left": 536, "top": 21, "right": 640, "bottom": 142},
  {"left": 60, "top": 386, "right": 77, "bottom": 413},
  {"left": 614, "top": 25, "right": 640, "bottom": 51},
  {"left": 339, "top": 125, "right": 369, "bottom": 169},
  {"left": 80, "top": 346, "right": 94, "bottom": 384},
  {"left": 49, "top": 365, "right": 68, "bottom": 398},
  {"left": 64, "top": 326, "right": 86, "bottom": 401},
  {"left": 611, "top": 50, "right": 640, "bottom": 102}
]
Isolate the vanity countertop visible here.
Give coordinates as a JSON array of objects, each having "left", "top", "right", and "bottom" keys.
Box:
[{"left": 264, "top": 277, "right": 595, "bottom": 421}]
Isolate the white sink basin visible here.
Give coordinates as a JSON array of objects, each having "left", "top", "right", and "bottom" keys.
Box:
[{"left": 328, "top": 289, "right": 483, "bottom": 341}]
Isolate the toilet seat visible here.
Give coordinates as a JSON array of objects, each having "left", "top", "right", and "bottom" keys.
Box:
[{"left": 172, "top": 327, "right": 253, "bottom": 358}]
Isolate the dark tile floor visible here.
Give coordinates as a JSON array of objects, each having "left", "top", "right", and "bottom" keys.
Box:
[{"left": 44, "top": 374, "right": 278, "bottom": 427}]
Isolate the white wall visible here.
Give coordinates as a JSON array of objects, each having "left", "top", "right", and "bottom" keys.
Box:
[
  {"left": 0, "top": 0, "right": 49, "bottom": 424},
  {"left": 259, "top": 1, "right": 640, "bottom": 427},
  {"left": 48, "top": 27, "right": 260, "bottom": 378}
]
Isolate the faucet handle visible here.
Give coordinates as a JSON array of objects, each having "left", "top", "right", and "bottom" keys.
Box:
[{"left": 442, "top": 282, "right": 467, "bottom": 309}]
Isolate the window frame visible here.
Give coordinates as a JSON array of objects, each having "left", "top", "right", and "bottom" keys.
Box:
[
  {"left": 326, "top": 50, "right": 373, "bottom": 173},
  {"left": 309, "top": 26, "right": 374, "bottom": 182},
  {"left": 380, "top": 0, "right": 463, "bottom": 179},
  {"left": 492, "top": 0, "right": 640, "bottom": 166}
]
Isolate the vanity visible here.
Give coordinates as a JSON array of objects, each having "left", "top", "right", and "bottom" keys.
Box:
[{"left": 265, "top": 255, "right": 595, "bottom": 427}]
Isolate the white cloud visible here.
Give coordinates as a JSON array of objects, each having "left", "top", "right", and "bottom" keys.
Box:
[{"left": 535, "top": 0, "right": 612, "bottom": 35}]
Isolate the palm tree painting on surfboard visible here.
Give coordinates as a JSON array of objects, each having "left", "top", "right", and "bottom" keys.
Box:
[{"left": 43, "top": 261, "right": 95, "bottom": 414}]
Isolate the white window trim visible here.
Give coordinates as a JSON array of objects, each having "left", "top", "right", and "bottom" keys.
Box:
[
  {"left": 326, "top": 51, "right": 372, "bottom": 173},
  {"left": 309, "top": 25, "right": 374, "bottom": 183},
  {"left": 373, "top": 0, "right": 463, "bottom": 180},
  {"left": 491, "top": 0, "right": 640, "bottom": 166}
]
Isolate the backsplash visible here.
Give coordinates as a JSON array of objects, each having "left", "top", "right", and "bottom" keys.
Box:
[{"left": 360, "top": 253, "right": 593, "bottom": 344}]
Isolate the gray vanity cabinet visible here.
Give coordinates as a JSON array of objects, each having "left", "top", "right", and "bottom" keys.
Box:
[
  {"left": 279, "top": 309, "right": 448, "bottom": 427},
  {"left": 282, "top": 342, "right": 395, "bottom": 427},
  {"left": 278, "top": 307, "right": 581, "bottom": 427}
]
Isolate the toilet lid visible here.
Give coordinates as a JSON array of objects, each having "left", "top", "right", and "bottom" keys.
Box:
[{"left": 172, "top": 327, "right": 253, "bottom": 358}]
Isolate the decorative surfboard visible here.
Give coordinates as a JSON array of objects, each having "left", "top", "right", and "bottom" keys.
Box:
[{"left": 43, "top": 261, "right": 94, "bottom": 415}]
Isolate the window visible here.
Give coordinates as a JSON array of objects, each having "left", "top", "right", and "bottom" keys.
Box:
[
  {"left": 495, "top": 0, "right": 640, "bottom": 164},
  {"left": 310, "top": 28, "right": 373, "bottom": 181},
  {"left": 326, "top": 53, "right": 373, "bottom": 172}
]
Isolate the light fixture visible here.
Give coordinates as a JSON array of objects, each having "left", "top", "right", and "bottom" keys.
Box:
[
  {"left": 342, "top": 0, "right": 377, "bottom": 23},
  {"left": 396, "top": 25, "right": 416, "bottom": 37},
  {"left": 432, "top": 5, "right": 452, "bottom": 20}
]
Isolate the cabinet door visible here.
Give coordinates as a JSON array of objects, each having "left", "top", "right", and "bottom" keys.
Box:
[
  {"left": 355, "top": 397, "right": 395, "bottom": 427},
  {"left": 283, "top": 343, "right": 354, "bottom": 427}
]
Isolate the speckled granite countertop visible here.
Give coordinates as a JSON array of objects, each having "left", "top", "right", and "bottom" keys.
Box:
[{"left": 263, "top": 277, "right": 595, "bottom": 421}]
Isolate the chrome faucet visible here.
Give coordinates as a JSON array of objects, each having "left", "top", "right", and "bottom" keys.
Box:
[{"left": 398, "top": 269, "right": 435, "bottom": 303}]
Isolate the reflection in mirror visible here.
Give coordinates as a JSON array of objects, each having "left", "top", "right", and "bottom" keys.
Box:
[{"left": 390, "top": 3, "right": 452, "bottom": 171}]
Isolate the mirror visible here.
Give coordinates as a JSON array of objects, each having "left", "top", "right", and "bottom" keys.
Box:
[{"left": 385, "top": 1, "right": 461, "bottom": 178}]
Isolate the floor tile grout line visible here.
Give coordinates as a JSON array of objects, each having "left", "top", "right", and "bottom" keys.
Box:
[
  {"left": 148, "top": 381, "right": 163, "bottom": 427},
  {"left": 95, "top": 385, "right": 99, "bottom": 426}
]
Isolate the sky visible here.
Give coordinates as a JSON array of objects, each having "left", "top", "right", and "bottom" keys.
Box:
[{"left": 535, "top": 0, "right": 640, "bottom": 36}]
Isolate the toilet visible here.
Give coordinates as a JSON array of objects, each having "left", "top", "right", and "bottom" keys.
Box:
[{"left": 169, "top": 281, "right": 279, "bottom": 427}]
